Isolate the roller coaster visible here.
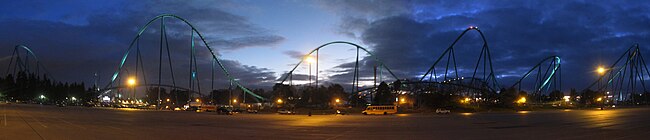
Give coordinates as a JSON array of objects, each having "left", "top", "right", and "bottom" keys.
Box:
[
  {"left": 277, "top": 41, "right": 400, "bottom": 95},
  {"left": 100, "top": 14, "right": 266, "bottom": 106},
  {"left": 4, "top": 45, "right": 53, "bottom": 80},
  {"left": 276, "top": 26, "right": 562, "bottom": 104},
  {"left": 586, "top": 44, "right": 650, "bottom": 102},
  {"left": 414, "top": 26, "right": 502, "bottom": 98},
  {"left": 6, "top": 14, "right": 648, "bottom": 106},
  {"left": 510, "top": 55, "right": 562, "bottom": 102}
]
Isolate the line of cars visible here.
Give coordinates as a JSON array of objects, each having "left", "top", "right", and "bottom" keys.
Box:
[
  {"left": 361, "top": 105, "right": 451, "bottom": 115},
  {"left": 204, "top": 105, "right": 259, "bottom": 115}
]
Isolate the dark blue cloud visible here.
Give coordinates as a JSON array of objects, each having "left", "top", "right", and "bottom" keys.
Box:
[
  {"left": 0, "top": 0, "right": 283, "bottom": 91},
  {"left": 320, "top": 0, "right": 650, "bottom": 91}
]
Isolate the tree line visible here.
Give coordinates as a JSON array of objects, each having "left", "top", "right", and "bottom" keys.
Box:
[{"left": 0, "top": 71, "right": 98, "bottom": 103}]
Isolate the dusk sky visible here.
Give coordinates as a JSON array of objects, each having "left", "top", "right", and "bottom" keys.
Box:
[{"left": 2, "top": 0, "right": 650, "bottom": 92}]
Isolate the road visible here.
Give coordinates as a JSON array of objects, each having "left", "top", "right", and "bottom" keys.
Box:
[{"left": 1, "top": 104, "right": 650, "bottom": 140}]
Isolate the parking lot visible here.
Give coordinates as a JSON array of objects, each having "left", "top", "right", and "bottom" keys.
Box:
[{"left": 1, "top": 104, "right": 650, "bottom": 140}]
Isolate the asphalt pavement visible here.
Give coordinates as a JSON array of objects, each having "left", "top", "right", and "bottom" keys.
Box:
[{"left": 1, "top": 104, "right": 650, "bottom": 140}]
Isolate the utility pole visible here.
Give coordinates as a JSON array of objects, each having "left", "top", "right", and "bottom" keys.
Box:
[
  {"left": 316, "top": 50, "right": 319, "bottom": 88},
  {"left": 309, "top": 62, "right": 312, "bottom": 88},
  {"left": 242, "top": 79, "right": 245, "bottom": 105},
  {"left": 374, "top": 65, "right": 377, "bottom": 88},
  {"left": 229, "top": 80, "right": 232, "bottom": 105}
]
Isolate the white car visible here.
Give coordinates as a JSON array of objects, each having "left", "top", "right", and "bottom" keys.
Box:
[
  {"left": 435, "top": 108, "right": 450, "bottom": 114},
  {"left": 277, "top": 109, "right": 295, "bottom": 115}
]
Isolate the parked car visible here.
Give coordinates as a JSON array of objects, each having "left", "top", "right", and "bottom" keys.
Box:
[
  {"left": 217, "top": 107, "right": 234, "bottom": 115},
  {"left": 232, "top": 108, "right": 245, "bottom": 113},
  {"left": 435, "top": 108, "right": 450, "bottom": 114},
  {"left": 246, "top": 109, "right": 259, "bottom": 113},
  {"left": 83, "top": 102, "right": 95, "bottom": 107},
  {"left": 277, "top": 109, "right": 295, "bottom": 115},
  {"left": 56, "top": 102, "right": 66, "bottom": 107},
  {"left": 335, "top": 110, "right": 346, "bottom": 115}
]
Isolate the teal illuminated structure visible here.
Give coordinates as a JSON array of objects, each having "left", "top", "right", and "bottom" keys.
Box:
[
  {"left": 586, "top": 44, "right": 650, "bottom": 101},
  {"left": 511, "top": 56, "right": 562, "bottom": 95},
  {"left": 420, "top": 26, "right": 501, "bottom": 91},
  {"left": 5, "top": 45, "right": 53, "bottom": 80},
  {"left": 103, "top": 14, "right": 265, "bottom": 104}
]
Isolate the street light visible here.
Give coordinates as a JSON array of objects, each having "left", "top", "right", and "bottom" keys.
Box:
[
  {"left": 127, "top": 77, "right": 136, "bottom": 86},
  {"left": 563, "top": 96, "right": 570, "bottom": 102},
  {"left": 516, "top": 97, "right": 527, "bottom": 104},
  {"left": 335, "top": 98, "right": 340, "bottom": 103},
  {"left": 276, "top": 99, "right": 283, "bottom": 104},
  {"left": 166, "top": 98, "right": 170, "bottom": 102},
  {"left": 195, "top": 99, "right": 200, "bottom": 102},
  {"left": 39, "top": 95, "right": 46, "bottom": 99},
  {"left": 233, "top": 99, "right": 238, "bottom": 103},
  {"left": 305, "top": 56, "right": 315, "bottom": 64},
  {"left": 596, "top": 97, "right": 604, "bottom": 110},
  {"left": 127, "top": 77, "right": 136, "bottom": 99},
  {"left": 597, "top": 67, "right": 606, "bottom": 75},
  {"left": 460, "top": 97, "right": 470, "bottom": 104}
]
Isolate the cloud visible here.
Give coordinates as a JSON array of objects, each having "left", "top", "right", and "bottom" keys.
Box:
[
  {"left": 320, "top": 0, "right": 650, "bottom": 91},
  {"left": 209, "top": 35, "right": 284, "bottom": 50},
  {"left": 0, "top": 0, "right": 284, "bottom": 93},
  {"left": 283, "top": 50, "right": 305, "bottom": 60}
]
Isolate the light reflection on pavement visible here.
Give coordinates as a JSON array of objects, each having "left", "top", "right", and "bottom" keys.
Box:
[{"left": 2, "top": 104, "right": 650, "bottom": 140}]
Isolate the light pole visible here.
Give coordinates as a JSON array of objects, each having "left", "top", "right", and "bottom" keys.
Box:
[
  {"left": 127, "top": 77, "right": 136, "bottom": 101},
  {"left": 276, "top": 98, "right": 283, "bottom": 108},
  {"left": 39, "top": 95, "right": 46, "bottom": 103},
  {"left": 229, "top": 80, "right": 232, "bottom": 105},
  {"left": 597, "top": 97, "right": 604, "bottom": 110},
  {"left": 306, "top": 56, "right": 315, "bottom": 87},
  {"left": 235, "top": 79, "right": 243, "bottom": 105},
  {"left": 596, "top": 66, "right": 606, "bottom": 89},
  {"left": 305, "top": 56, "right": 315, "bottom": 104}
]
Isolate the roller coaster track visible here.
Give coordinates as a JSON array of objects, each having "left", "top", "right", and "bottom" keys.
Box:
[
  {"left": 420, "top": 26, "right": 501, "bottom": 92},
  {"left": 4, "top": 45, "right": 54, "bottom": 80},
  {"left": 104, "top": 14, "right": 265, "bottom": 101},
  {"left": 586, "top": 44, "right": 649, "bottom": 101},
  {"left": 511, "top": 55, "right": 562, "bottom": 94},
  {"left": 278, "top": 41, "right": 400, "bottom": 94}
]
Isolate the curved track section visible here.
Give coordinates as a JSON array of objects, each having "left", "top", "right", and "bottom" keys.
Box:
[
  {"left": 510, "top": 55, "right": 561, "bottom": 94},
  {"left": 5, "top": 45, "right": 54, "bottom": 80},
  {"left": 104, "top": 14, "right": 264, "bottom": 100},
  {"left": 420, "top": 26, "right": 500, "bottom": 92},
  {"left": 278, "top": 41, "right": 400, "bottom": 92},
  {"left": 586, "top": 44, "right": 650, "bottom": 101}
]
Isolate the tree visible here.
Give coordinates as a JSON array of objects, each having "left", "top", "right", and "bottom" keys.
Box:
[
  {"left": 272, "top": 83, "right": 294, "bottom": 100},
  {"left": 570, "top": 88, "right": 578, "bottom": 101},
  {"left": 392, "top": 80, "right": 402, "bottom": 92},
  {"left": 498, "top": 87, "right": 517, "bottom": 107},
  {"left": 579, "top": 89, "right": 601, "bottom": 105},
  {"left": 373, "top": 82, "right": 394, "bottom": 105},
  {"left": 145, "top": 87, "right": 168, "bottom": 104},
  {"left": 209, "top": 89, "right": 230, "bottom": 105},
  {"left": 328, "top": 84, "right": 346, "bottom": 102},
  {"left": 549, "top": 90, "right": 564, "bottom": 101}
]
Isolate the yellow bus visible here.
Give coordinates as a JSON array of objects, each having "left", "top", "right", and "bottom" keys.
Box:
[{"left": 362, "top": 105, "right": 397, "bottom": 115}]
